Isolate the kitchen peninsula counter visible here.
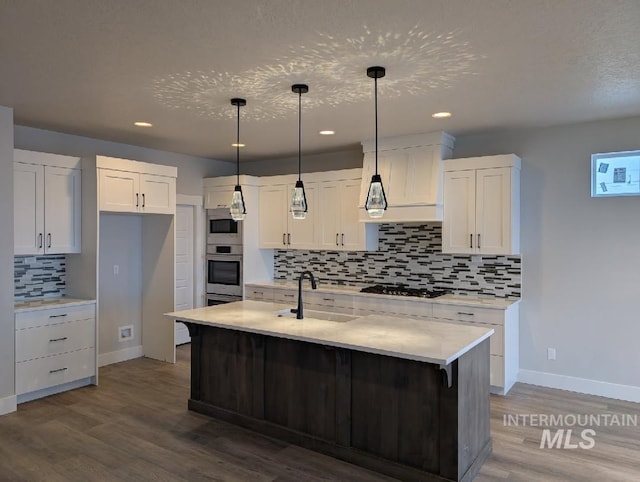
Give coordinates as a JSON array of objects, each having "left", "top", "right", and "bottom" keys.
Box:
[
  {"left": 167, "top": 301, "right": 493, "bottom": 482},
  {"left": 245, "top": 280, "right": 519, "bottom": 309}
]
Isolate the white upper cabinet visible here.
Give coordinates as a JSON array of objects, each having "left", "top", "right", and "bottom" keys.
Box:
[
  {"left": 442, "top": 155, "right": 521, "bottom": 255},
  {"left": 14, "top": 150, "right": 81, "bottom": 255},
  {"left": 258, "top": 181, "right": 318, "bottom": 249},
  {"left": 97, "top": 156, "right": 176, "bottom": 215},
  {"left": 259, "top": 169, "right": 378, "bottom": 251},
  {"left": 318, "top": 178, "right": 377, "bottom": 251}
]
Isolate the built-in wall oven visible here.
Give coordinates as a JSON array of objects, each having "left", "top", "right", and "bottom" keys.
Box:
[{"left": 206, "top": 207, "right": 243, "bottom": 305}]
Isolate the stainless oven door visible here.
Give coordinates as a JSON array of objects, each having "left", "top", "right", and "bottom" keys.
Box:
[
  {"left": 206, "top": 293, "right": 242, "bottom": 306},
  {"left": 207, "top": 255, "right": 242, "bottom": 297}
]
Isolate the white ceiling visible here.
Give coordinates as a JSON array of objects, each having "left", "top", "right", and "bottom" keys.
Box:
[{"left": 2, "top": 0, "right": 640, "bottom": 162}]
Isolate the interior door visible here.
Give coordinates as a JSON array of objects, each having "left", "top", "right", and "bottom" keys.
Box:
[{"left": 175, "top": 205, "right": 194, "bottom": 345}]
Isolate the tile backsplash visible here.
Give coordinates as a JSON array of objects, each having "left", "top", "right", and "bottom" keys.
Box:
[
  {"left": 274, "top": 223, "right": 521, "bottom": 298},
  {"left": 14, "top": 255, "right": 66, "bottom": 299}
]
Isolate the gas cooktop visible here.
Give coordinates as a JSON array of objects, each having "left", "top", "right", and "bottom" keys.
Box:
[{"left": 360, "top": 284, "right": 450, "bottom": 299}]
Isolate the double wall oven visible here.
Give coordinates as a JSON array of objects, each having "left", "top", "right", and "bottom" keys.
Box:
[{"left": 206, "top": 209, "right": 243, "bottom": 306}]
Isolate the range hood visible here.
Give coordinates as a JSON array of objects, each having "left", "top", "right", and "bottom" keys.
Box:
[{"left": 359, "top": 131, "right": 455, "bottom": 222}]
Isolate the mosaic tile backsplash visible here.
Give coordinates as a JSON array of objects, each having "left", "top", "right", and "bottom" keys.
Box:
[
  {"left": 274, "top": 223, "right": 521, "bottom": 298},
  {"left": 14, "top": 255, "right": 66, "bottom": 299}
]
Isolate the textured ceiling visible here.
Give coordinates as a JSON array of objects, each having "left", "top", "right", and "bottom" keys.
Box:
[{"left": 1, "top": 0, "right": 640, "bottom": 161}]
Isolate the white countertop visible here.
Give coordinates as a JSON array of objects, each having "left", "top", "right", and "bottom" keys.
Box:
[
  {"left": 14, "top": 297, "right": 96, "bottom": 313},
  {"left": 246, "top": 280, "right": 519, "bottom": 310},
  {"left": 166, "top": 300, "right": 493, "bottom": 366}
]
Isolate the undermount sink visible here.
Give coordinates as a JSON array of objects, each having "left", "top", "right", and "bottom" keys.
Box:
[{"left": 274, "top": 308, "right": 358, "bottom": 323}]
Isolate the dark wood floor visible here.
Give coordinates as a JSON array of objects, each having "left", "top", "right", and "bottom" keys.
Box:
[{"left": 1, "top": 345, "right": 638, "bottom": 481}]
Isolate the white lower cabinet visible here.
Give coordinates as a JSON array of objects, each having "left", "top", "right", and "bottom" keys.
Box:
[{"left": 15, "top": 302, "right": 97, "bottom": 402}]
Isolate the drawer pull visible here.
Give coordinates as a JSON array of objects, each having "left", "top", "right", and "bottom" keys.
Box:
[
  {"left": 253, "top": 291, "right": 263, "bottom": 295},
  {"left": 283, "top": 293, "right": 294, "bottom": 298},
  {"left": 457, "top": 312, "right": 475, "bottom": 316},
  {"left": 322, "top": 298, "right": 334, "bottom": 302},
  {"left": 49, "top": 367, "right": 68, "bottom": 374},
  {"left": 49, "top": 314, "right": 68, "bottom": 318},
  {"left": 49, "top": 337, "right": 68, "bottom": 342}
]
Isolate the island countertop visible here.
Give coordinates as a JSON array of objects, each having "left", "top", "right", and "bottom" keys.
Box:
[{"left": 166, "top": 300, "right": 493, "bottom": 366}]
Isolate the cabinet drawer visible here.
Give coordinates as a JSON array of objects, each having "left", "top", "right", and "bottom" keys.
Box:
[
  {"left": 432, "top": 303, "right": 504, "bottom": 325},
  {"left": 353, "top": 297, "right": 433, "bottom": 318},
  {"left": 245, "top": 287, "right": 274, "bottom": 301},
  {"left": 273, "top": 289, "right": 296, "bottom": 304},
  {"left": 16, "top": 318, "right": 95, "bottom": 362},
  {"left": 15, "top": 303, "right": 95, "bottom": 330},
  {"left": 490, "top": 355, "right": 505, "bottom": 388},
  {"left": 305, "top": 292, "right": 353, "bottom": 311},
  {"left": 16, "top": 348, "right": 95, "bottom": 395}
]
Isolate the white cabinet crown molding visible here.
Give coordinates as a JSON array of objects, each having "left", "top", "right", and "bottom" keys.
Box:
[
  {"left": 96, "top": 155, "right": 177, "bottom": 178},
  {"left": 14, "top": 149, "right": 80, "bottom": 169},
  {"left": 443, "top": 154, "right": 521, "bottom": 172}
]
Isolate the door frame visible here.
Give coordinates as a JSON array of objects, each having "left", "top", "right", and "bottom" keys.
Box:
[{"left": 176, "top": 194, "right": 205, "bottom": 309}]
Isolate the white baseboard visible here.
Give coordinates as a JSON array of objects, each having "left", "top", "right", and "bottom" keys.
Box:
[
  {"left": 99, "top": 345, "right": 144, "bottom": 367},
  {"left": 519, "top": 369, "right": 640, "bottom": 403},
  {"left": 0, "top": 394, "right": 17, "bottom": 416}
]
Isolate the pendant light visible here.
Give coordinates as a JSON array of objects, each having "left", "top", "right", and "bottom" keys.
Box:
[
  {"left": 290, "top": 84, "right": 309, "bottom": 220},
  {"left": 229, "top": 98, "right": 247, "bottom": 221},
  {"left": 365, "top": 66, "right": 388, "bottom": 218}
]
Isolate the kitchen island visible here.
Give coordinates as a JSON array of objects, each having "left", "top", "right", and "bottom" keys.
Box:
[{"left": 166, "top": 300, "right": 494, "bottom": 482}]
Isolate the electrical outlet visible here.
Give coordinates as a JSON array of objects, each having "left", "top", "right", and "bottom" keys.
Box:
[
  {"left": 113, "top": 264, "right": 119, "bottom": 275},
  {"left": 119, "top": 325, "right": 134, "bottom": 341},
  {"left": 547, "top": 347, "right": 556, "bottom": 360}
]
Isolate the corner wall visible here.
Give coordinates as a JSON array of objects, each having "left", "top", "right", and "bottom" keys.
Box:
[{"left": 0, "top": 106, "right": 15, "bottom": 414}]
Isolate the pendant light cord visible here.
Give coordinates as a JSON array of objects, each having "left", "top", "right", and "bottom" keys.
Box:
[
  {"left": 374, "top": 75, "right": 378, "bottom": 175},
  {"left": 298, "top": 90, "right": 302, "bottom": 181},
  {"left": 236, "top": 102, "right": 240, "bottom": 186}
]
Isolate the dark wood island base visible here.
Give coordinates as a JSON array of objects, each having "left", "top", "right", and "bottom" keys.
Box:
[{"left": 185, "top": 323, "right": 491, "bottom": 482}]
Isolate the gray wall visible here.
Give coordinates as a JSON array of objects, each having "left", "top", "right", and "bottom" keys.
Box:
[
  {"left": 14, "top": 126, "right": 235, "bottom": 195},
  {"left": 98, "top": 214, "right": 143, "bottom": 355},
  {"left": 242, "top": 146, "right": 362, "bottom": 176},
  {"left": 0, "top": 107, "right": 14, "bottom": 405},
  {"left": 453, "top": 117, "right": 640, "bottom": 388}
]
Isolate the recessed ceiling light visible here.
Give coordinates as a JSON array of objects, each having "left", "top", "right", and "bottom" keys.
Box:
[
  {"left": 231, "top": 143, "right": 246, "bottom": 147},
  {"left": 134, "top": 121, "right": 153, "bottom": 127},
  {"left": 432, "top": 112, "right": 452, "bottom": 119},
  {"left": 319, "top": 130, "right": 335, "bottom": 135}
]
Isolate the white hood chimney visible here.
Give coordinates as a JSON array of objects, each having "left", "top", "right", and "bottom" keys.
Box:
[{"left": 359, "top": 131, "right": 455, "bottom": 222}]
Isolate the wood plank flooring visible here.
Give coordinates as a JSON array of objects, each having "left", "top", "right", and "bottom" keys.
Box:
[{"left": 0, "top": 344, "right": 638, "bottom": 481}]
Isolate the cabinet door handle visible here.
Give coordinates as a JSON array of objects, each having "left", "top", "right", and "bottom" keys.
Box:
[
  {"left": 341, "top": 233, "right": 345, "bottom": 246},
  {"left": 283, "top": 233, "right": 286, "bottom": 246},
  {"left": 49, "top": 313, "right": 68, "bottom": 318},
  {"left": 49, "top": 337, "right": 68, "bottom": 342},
  {"left": 47, "top": 233, "right": 52, "bottom": 248},
  {"left": 142, "top": 193, "right": 145, "bottom": 207},
  {"left": 49, "top": 367, "right": 68, "bottom": 374},
  {"left": 336, "top": 233, "right": 339, "bottom": 246},
  {"left": 470, "top": 234, "right": 473, "bottom": 249},
  {"left": 136, "top": 193, "right": 139, "bottom": 207},
  {"left": 38, "top": 233, "right": 43, "bottom": 249},
  {"left": 287, "top": 233, "right": 291, "bottom": 245},
  {"left": 457, "top": 311, "right": 475, "bottom": 316},
  {"left": 477, "top": 233, "right": 481, "bottom": 249}
]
